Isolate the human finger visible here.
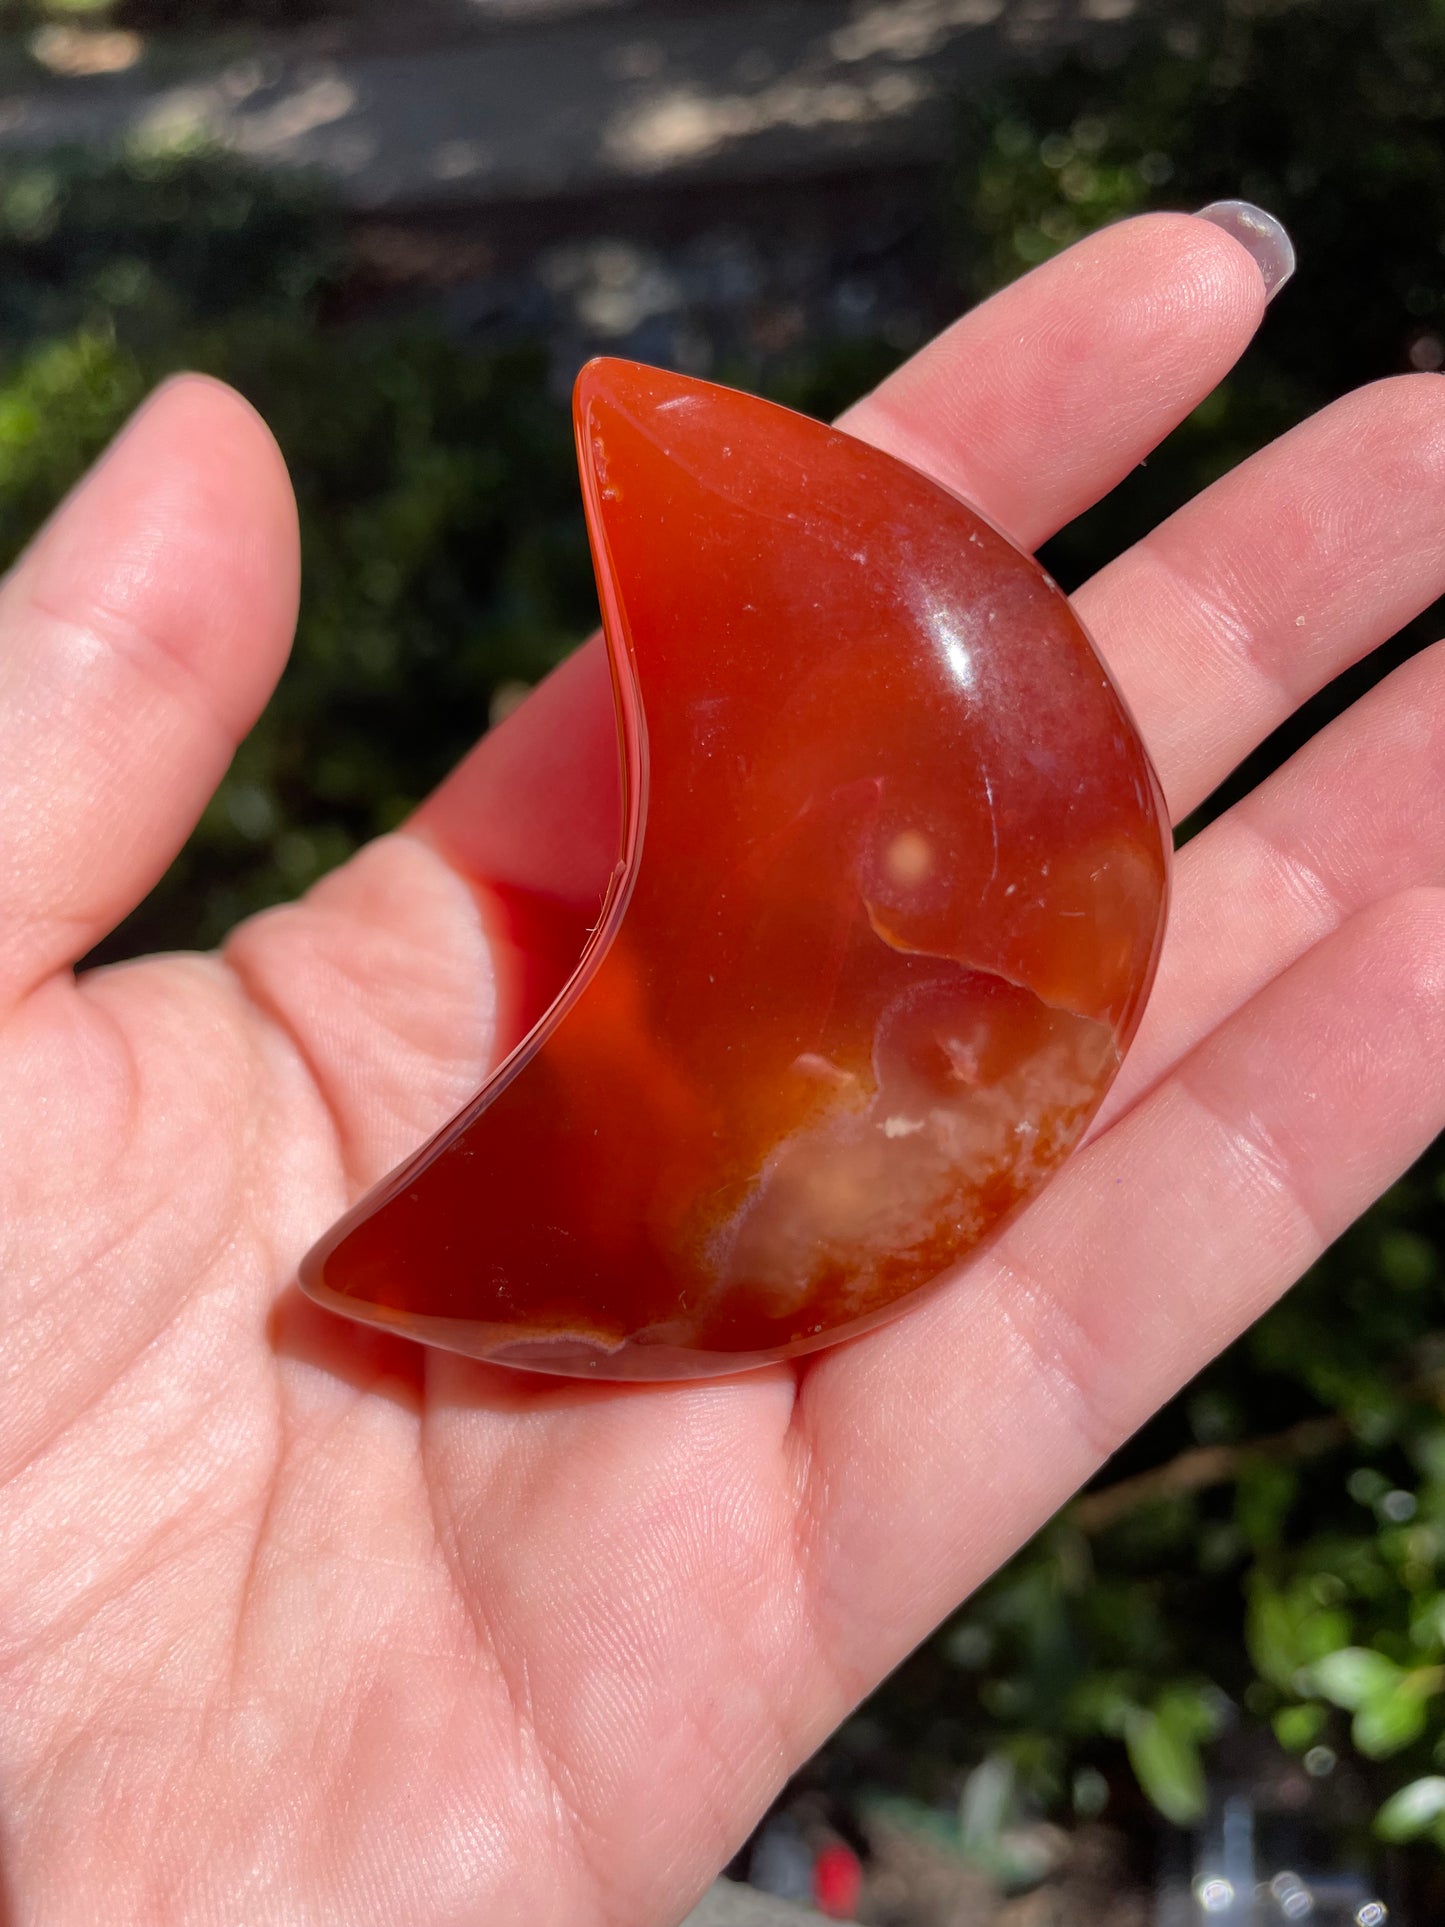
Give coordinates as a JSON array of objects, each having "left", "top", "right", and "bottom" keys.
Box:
[
  {"left": 0, "top": 377, "right": 299, "bottom": 1007},
  {"left": 1077, "top": 373, "right": 1445, "bottom": 819},
  {"left": 1102, "top": 636, "right": 1445, "bottom": 1124}
]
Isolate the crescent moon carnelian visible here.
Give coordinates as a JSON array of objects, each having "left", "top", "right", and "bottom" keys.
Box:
[{"left": 300, "top": 359, "right": 1170, "bottom": 1379}]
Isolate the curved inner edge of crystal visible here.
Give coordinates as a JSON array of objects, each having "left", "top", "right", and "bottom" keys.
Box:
[{"left": 298, "top": 359, "right": 1170, "bottom": 1380}]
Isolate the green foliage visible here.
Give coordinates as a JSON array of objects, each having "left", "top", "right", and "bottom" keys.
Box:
[
  {"left": 1246, "top": 1575, "right": 1350, "bottom": 1694},
  {"left": 1377, "top": 1774, "right": 1445, "bottom": 1846},
  {"left": 0, "top": 147, "right": 597, "bottom": 953},
  {"left": 864, "top": 1755, "right": 1068, "bottom": 1890},
  {"left": 1308, "top": 1644, "right": 1444, "bottom": 1762},
  {"left": 1124, "top": 1690, "right": 1219, "bottom": 1827}
]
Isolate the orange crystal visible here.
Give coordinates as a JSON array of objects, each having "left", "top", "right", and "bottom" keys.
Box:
[{"left": 300, "top": 359, "right": 1169, "bottom": 1378}]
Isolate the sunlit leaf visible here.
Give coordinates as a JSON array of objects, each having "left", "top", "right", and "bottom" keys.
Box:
[
  {"left": 1273, "top": 1703, "right": 1327, "bottom": 1753},
  {"left": 1376, "top": 1775, "right": 1445, "bottom": 1841},
  {"left": 1124, "top": 1707, "right": 1207, "bottom": 1827},
  {"left": 1311, "top": 1648, "right": 1403, "bottom": 1713},
  {"left": 1354, "top": 1683, "right": 1430, "bottom": 1760}
]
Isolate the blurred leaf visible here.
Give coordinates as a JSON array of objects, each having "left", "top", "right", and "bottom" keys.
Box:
[
  {"left": 1380, "top": 1230, "right": 1438, "bottom": 1290},
  {"left": 958, "top": 1755, "right": 1014, "bottom": 1855},
  {"left": 1236, "top": 1457, "right": 1298, "bottom": 1551},
  {"left": 1312, "top": 1648, "right": 1404, "bottom": 1713},
  {"left": 1377, "top": 1775, "right": 1445, "bottom": 1841},
  {"left": 1248, "top": 1581, "right": 1351, "bottom": 1693},
  {"left": 1354, "top": 1679, "right": 1432, "bottom": 1760},
  {"left": 1124, "top": 1704, "right": 1208, "bottom": 1828},
  {"left": 1273, "top": 1703, "right": 1327, "bottom": 1753},
  {"left": 1154, "top": 1683, "right": 1226, "bottom": 1746}
]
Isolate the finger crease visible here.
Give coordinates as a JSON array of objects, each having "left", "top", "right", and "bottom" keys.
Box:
[{"left": 24, "top": 582, "right": 238, "bottom": 760}]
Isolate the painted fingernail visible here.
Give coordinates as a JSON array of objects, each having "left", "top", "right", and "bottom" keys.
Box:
[{"left": 1193, "top": 199, "right": 1296, "bottom": 301}]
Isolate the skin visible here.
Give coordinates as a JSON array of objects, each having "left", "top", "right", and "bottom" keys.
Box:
[{"left": 1, "top": 212, "right": 1444, "bottom": 1925}]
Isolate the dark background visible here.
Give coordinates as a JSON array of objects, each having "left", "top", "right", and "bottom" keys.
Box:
[{"left": 1, "top": 1, "right": 1443, "bottom": 1920}]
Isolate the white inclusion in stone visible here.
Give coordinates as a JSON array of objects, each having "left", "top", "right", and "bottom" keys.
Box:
[
  {"left": 791, "top": 1051, "right": 858, "bottom": 1090},
  {"left": 709, "top": 996, "right": 1115, "bottom": 1317},
  {"left": 884, "top": 829, "right": 934, "bottom": 887}
]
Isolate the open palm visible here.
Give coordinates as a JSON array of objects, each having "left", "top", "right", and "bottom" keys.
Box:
[{"left": 4, "top": 214, "right": 1444, "bottom": 1927}]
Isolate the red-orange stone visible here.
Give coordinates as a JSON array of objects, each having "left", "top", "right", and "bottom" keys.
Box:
[{"left": 300, "top": 359, "right": 1170, "bottom": 1378}]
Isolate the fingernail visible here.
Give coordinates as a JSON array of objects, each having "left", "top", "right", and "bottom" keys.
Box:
[{"left": 1193, "top": 199, "right": 1296, "bottom": 301}]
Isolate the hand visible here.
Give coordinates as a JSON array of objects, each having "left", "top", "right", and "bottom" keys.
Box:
[{"left": 2, "top": 213, "right": 1443, "bottom": 1927}]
